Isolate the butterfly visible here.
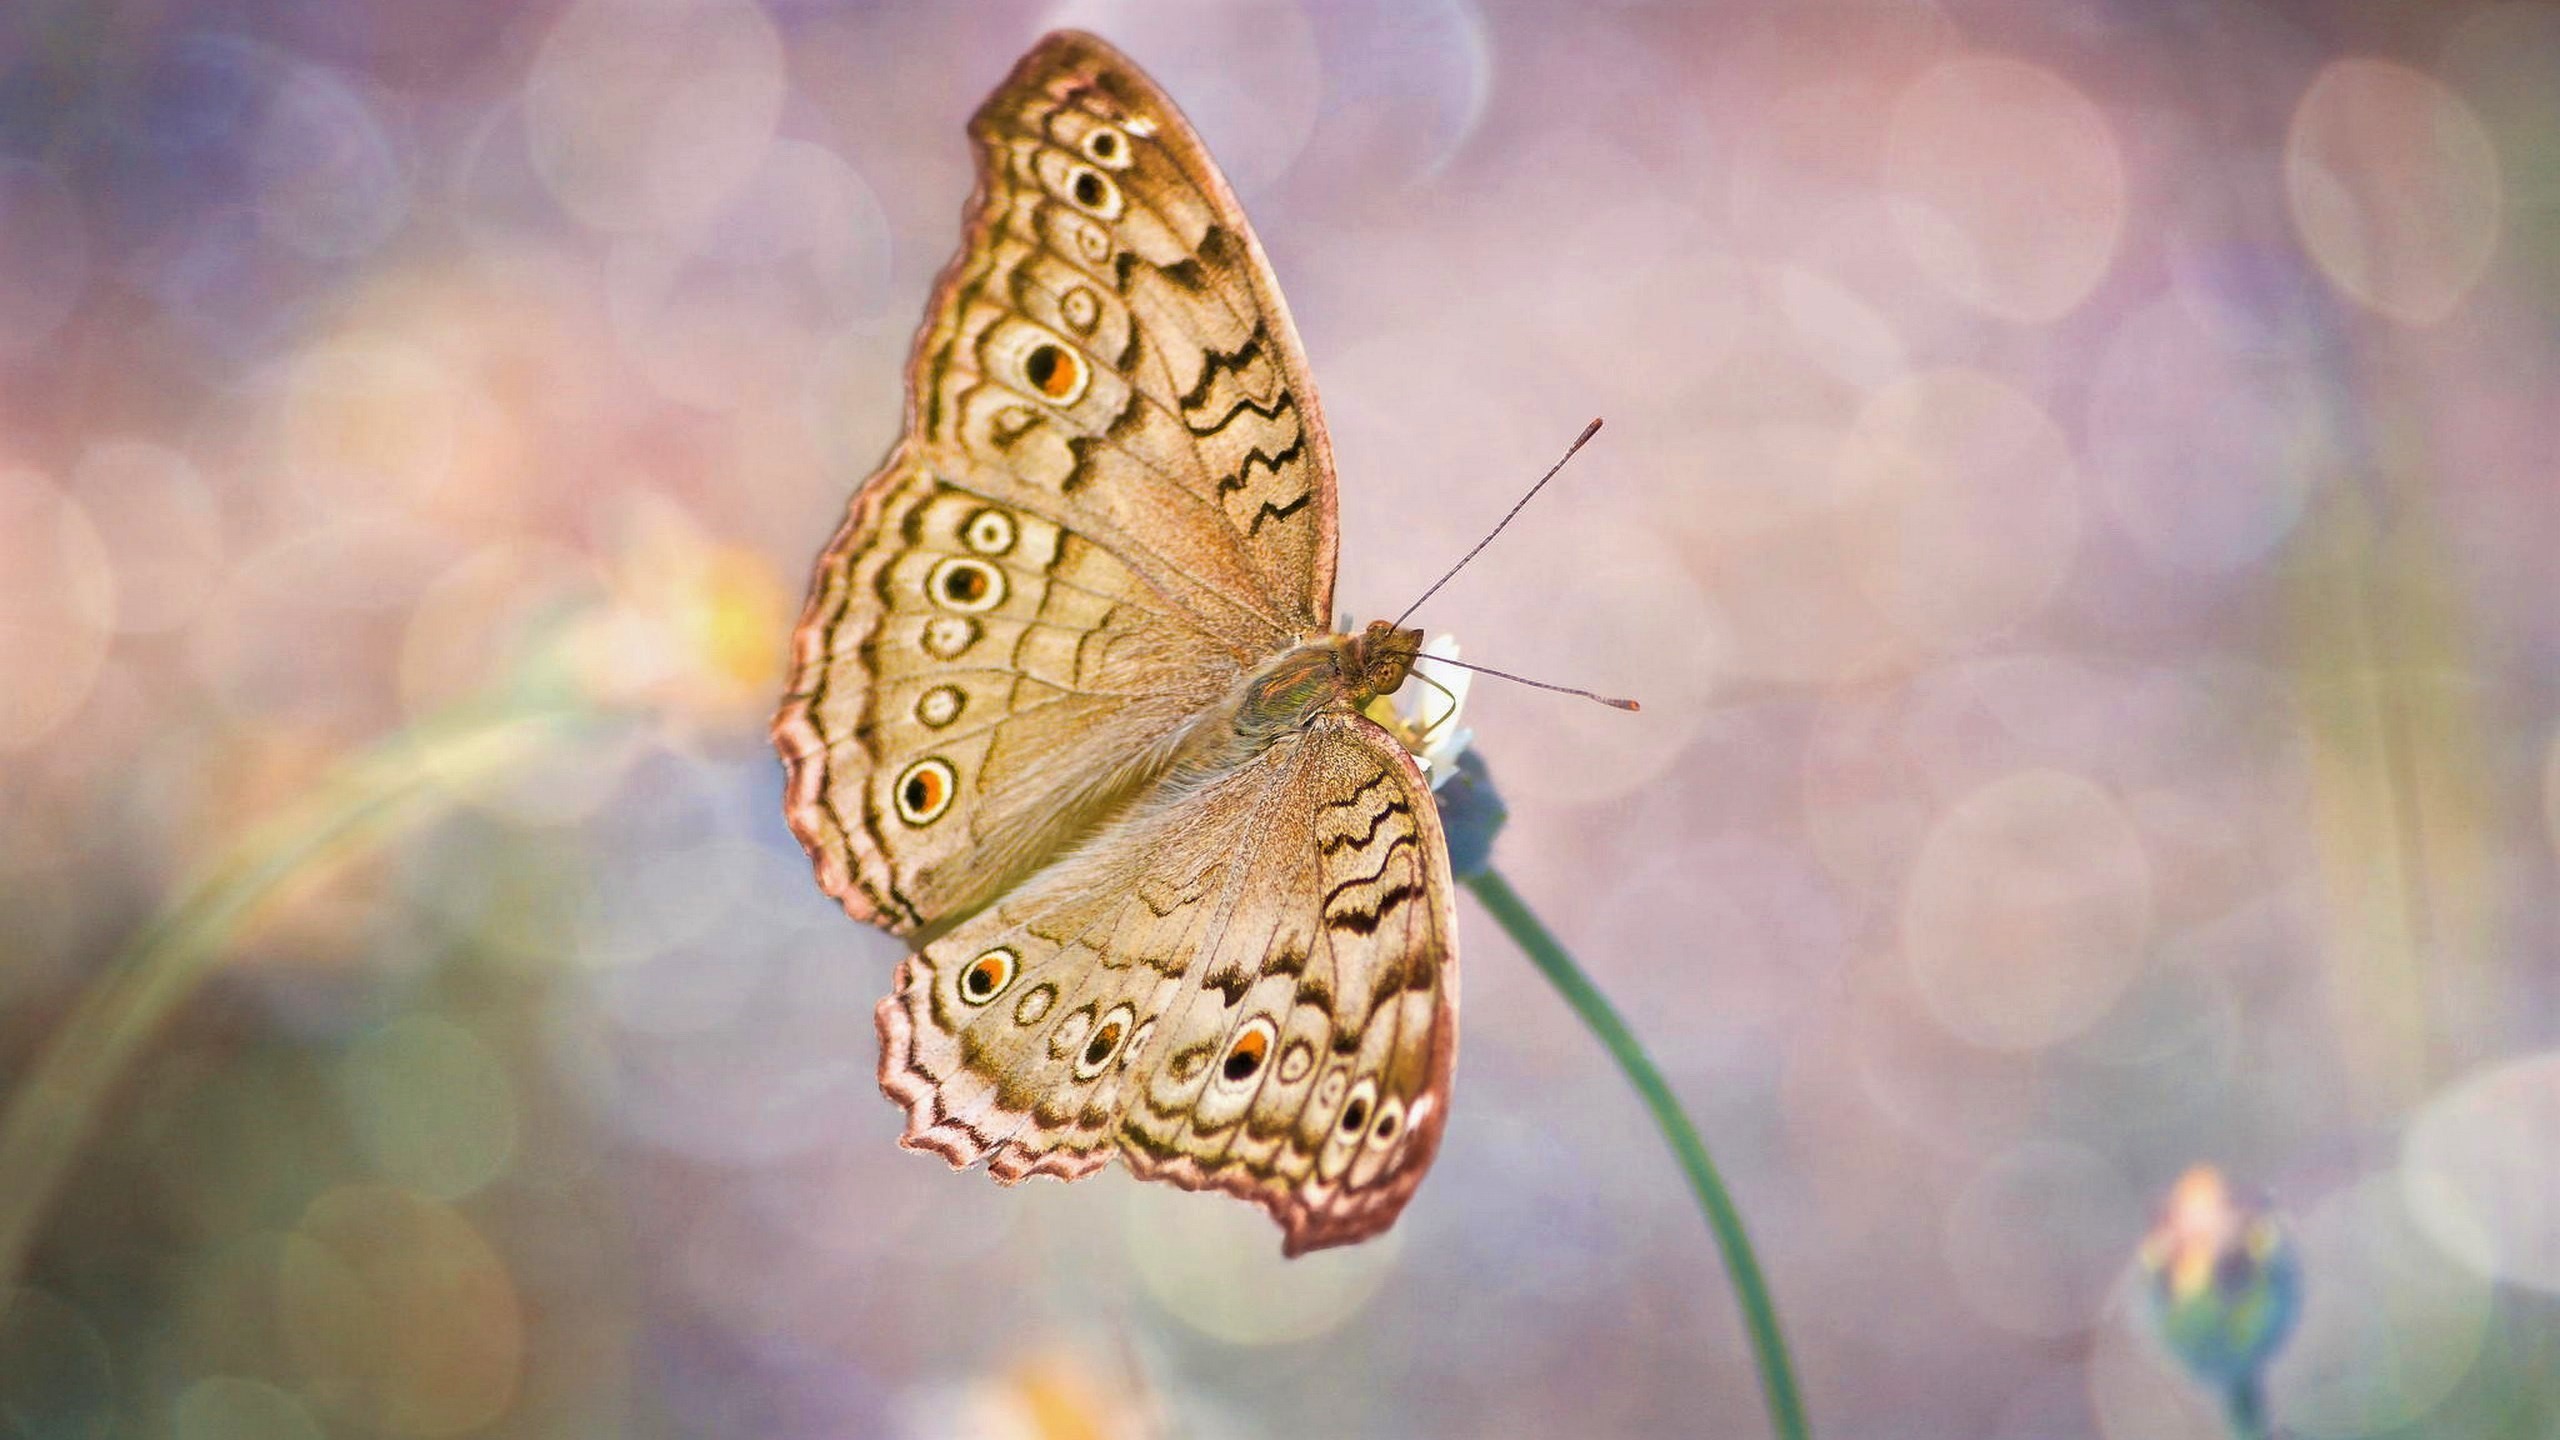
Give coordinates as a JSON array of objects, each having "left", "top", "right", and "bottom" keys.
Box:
[{"left": 773, "top": 30, "right": 1456, "bottom": 1255}]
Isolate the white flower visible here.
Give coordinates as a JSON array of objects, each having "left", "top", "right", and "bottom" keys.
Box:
[{"left": 1368, "top": 633, "right": 1473, "bottom": 789}]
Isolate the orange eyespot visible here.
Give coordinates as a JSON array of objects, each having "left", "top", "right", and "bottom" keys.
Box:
[
  {"left": 928, "top": 557, "right": 1005, "bottom": 614},
  {"left": 1074, "top": 1003, "right": 1138, "bottom": 1077},
  {"left": 895, "top": 758, "right": 956, "bottom": 824},
  {"left": 1024, "top": 343, "right": 1083, "bottom": 401},
  {"left": 960, "top": 948, "right": 1017, "bottom": 1004},
  {"left": 905, "top": 769, "right": 943, "bottom": 810},
  {"left": 1222, "top": 1023, "right": 1271, "bottom": 1083},
  {"left": 1083, "top": 1020, "right": 1124, "bottom": 1067}
]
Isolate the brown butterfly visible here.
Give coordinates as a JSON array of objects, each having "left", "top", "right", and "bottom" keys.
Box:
[{"left": 773, "top": 30, "right": 1455, "bottom": 1254}]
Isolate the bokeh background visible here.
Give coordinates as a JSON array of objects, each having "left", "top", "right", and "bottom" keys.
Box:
[{"left": 3, "top": 0, "right": 2556, "bottom": 1436}]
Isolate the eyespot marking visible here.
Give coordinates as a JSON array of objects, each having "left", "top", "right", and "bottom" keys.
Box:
[
  {"left": 1081, "top": 126, "right": 1128, "bottom": 168},
  {"left": 922, "top": 614, "right": 980, "bottom": 658},
  {"left": 929, "top": 556, "right": 1005, "bottom": 613},
  {"left": 916, "top": 684, "right": 965, "bottom": 728},
  {"left": 959, "top": 948, "right": 1017, "bottom": 1005},
  {"left": 1065, "top": 165, "right": 1121, "bottom": 218},
  {"left": 1012, "top": 982, "right": 1056, "bottom": 1025},
  {"left": 1220, "top": 1018, "right": 1276, "bottom": 1085},
  {"left": 1366, "top": 1097, "right": 1405, "bottom": 1149},
  {"left": 1122, "top": 1018, "right": 1154, "bottom": 1066},
  {"left": 1336, "top": 1078, "right": 1378, "bottom": 1139},
  {"left": 1070, "top": 218, "right": 1111, "bottom": 264},
  {"left": 1050, "top": 1005, "right": 1094, "bottom": 1061},
  {"left": 1022, "top": 342, "right": 1088, "bottom": 405},
  {"left": 1075, "top": 1003, "right": 1135, "bottom": 1080},
  {"left": 894, "top": 758, "right": 956, "bottom": 825},
  {"left": 962, "top": 507, "right": 1016, "bottom": 556},
  {"left": 1060, "top": 286, "right": 1100, "bottom": 332},
  {"left": 1275, "top": 1040, "right": 1313, "bottom": 1084}
]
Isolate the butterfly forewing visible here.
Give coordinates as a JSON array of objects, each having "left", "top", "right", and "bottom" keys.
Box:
[
  {"left": 777, "top": 30, "right": 1344, "bottom": 934},
  {"left": 949, "top": 33, "right": 1341, "bottom": 628},
  {"left": 775, "top": 457, "right": 1222, "bottom": 931}
]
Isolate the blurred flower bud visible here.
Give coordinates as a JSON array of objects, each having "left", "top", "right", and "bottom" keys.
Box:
[
  {"left": 1434, "top": 748, "right": 1507, "bottom": 880},
  {"left": 2137, "top": 1165, "right": 2301, "bottom": 1391}
]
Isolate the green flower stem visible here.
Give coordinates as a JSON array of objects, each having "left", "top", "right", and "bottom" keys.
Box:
[
  {"left": 0, "top": 707, "right": 557, "bottom": 1295},
  {"left": 2224, "top": 1378, "right": 2270, "bottom": 1440},
  {"left": 1465, "top": 868, "right": 1811, "bottom": 1440}
]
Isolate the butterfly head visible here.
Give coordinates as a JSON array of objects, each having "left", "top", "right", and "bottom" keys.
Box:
[{"left": 1339, "top": 619, "right": 1425, "bottom": 706}]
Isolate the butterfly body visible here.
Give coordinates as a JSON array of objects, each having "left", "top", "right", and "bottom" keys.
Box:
[
  {"left": 776, "top": 32, "right": 1457, "bottom": 1254},
  {"left": 1222, "top": 620, "right": 1423, "bottom": 750}
]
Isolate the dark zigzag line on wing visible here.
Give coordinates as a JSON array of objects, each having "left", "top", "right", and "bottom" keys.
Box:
[
  {"left": 1247, "top": 490, "right": 1314, "bottom": 537},
  {"left": 1320, "top": 799, "right": 1412, "bottom": 856},
  {"left": 1217, "top": 431, "right": 1307, "bottom": 494},
  {"left": 1175, "top": 325, "right": 1264, "bottom": 412},
  {"left": 1323, "top": 771, "right": 1389, "bottom": 811},
  {"left": 965, "top": 193, "right": 1320, "bottom": 633},
  {"left": 1327, "top": 880, "right": 1424, "bottom": 938},
  {"left": 1185, "top": 388, "right": 1294, "bottom": 438},
  {"left": 957, "top": 340, "right": 1291, "bottom": 635},
  {"left": 1323, "top": 836, "right": 1418, "bottom": 909}
]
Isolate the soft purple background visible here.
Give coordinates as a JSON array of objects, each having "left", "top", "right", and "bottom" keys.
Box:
[{"left": 3, "top": 2, "right": 2556, "bottom": 1436}]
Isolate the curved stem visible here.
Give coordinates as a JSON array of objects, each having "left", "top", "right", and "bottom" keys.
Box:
[
  {"left": 2224, "top": 1377, "right": 2271, "bottom": 1440},
  {"left": 1464, "top": 868, "right": 1810, "bottom": 1440},
  {"left": 0, "top": 709, "right": 557, "bottom": 1294}
]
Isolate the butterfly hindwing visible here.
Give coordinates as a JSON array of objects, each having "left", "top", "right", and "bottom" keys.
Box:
[{"left": 879, "top": 713, "right": 1457, "bottom": 1254}]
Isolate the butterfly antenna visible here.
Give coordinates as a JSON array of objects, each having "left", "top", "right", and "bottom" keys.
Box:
[
  {"left": 1417, "top": 653, "right": 1641, "bottom": 712},
  {"left": 1392, "top": 418, "right": 1603, "bottom": 629}
]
